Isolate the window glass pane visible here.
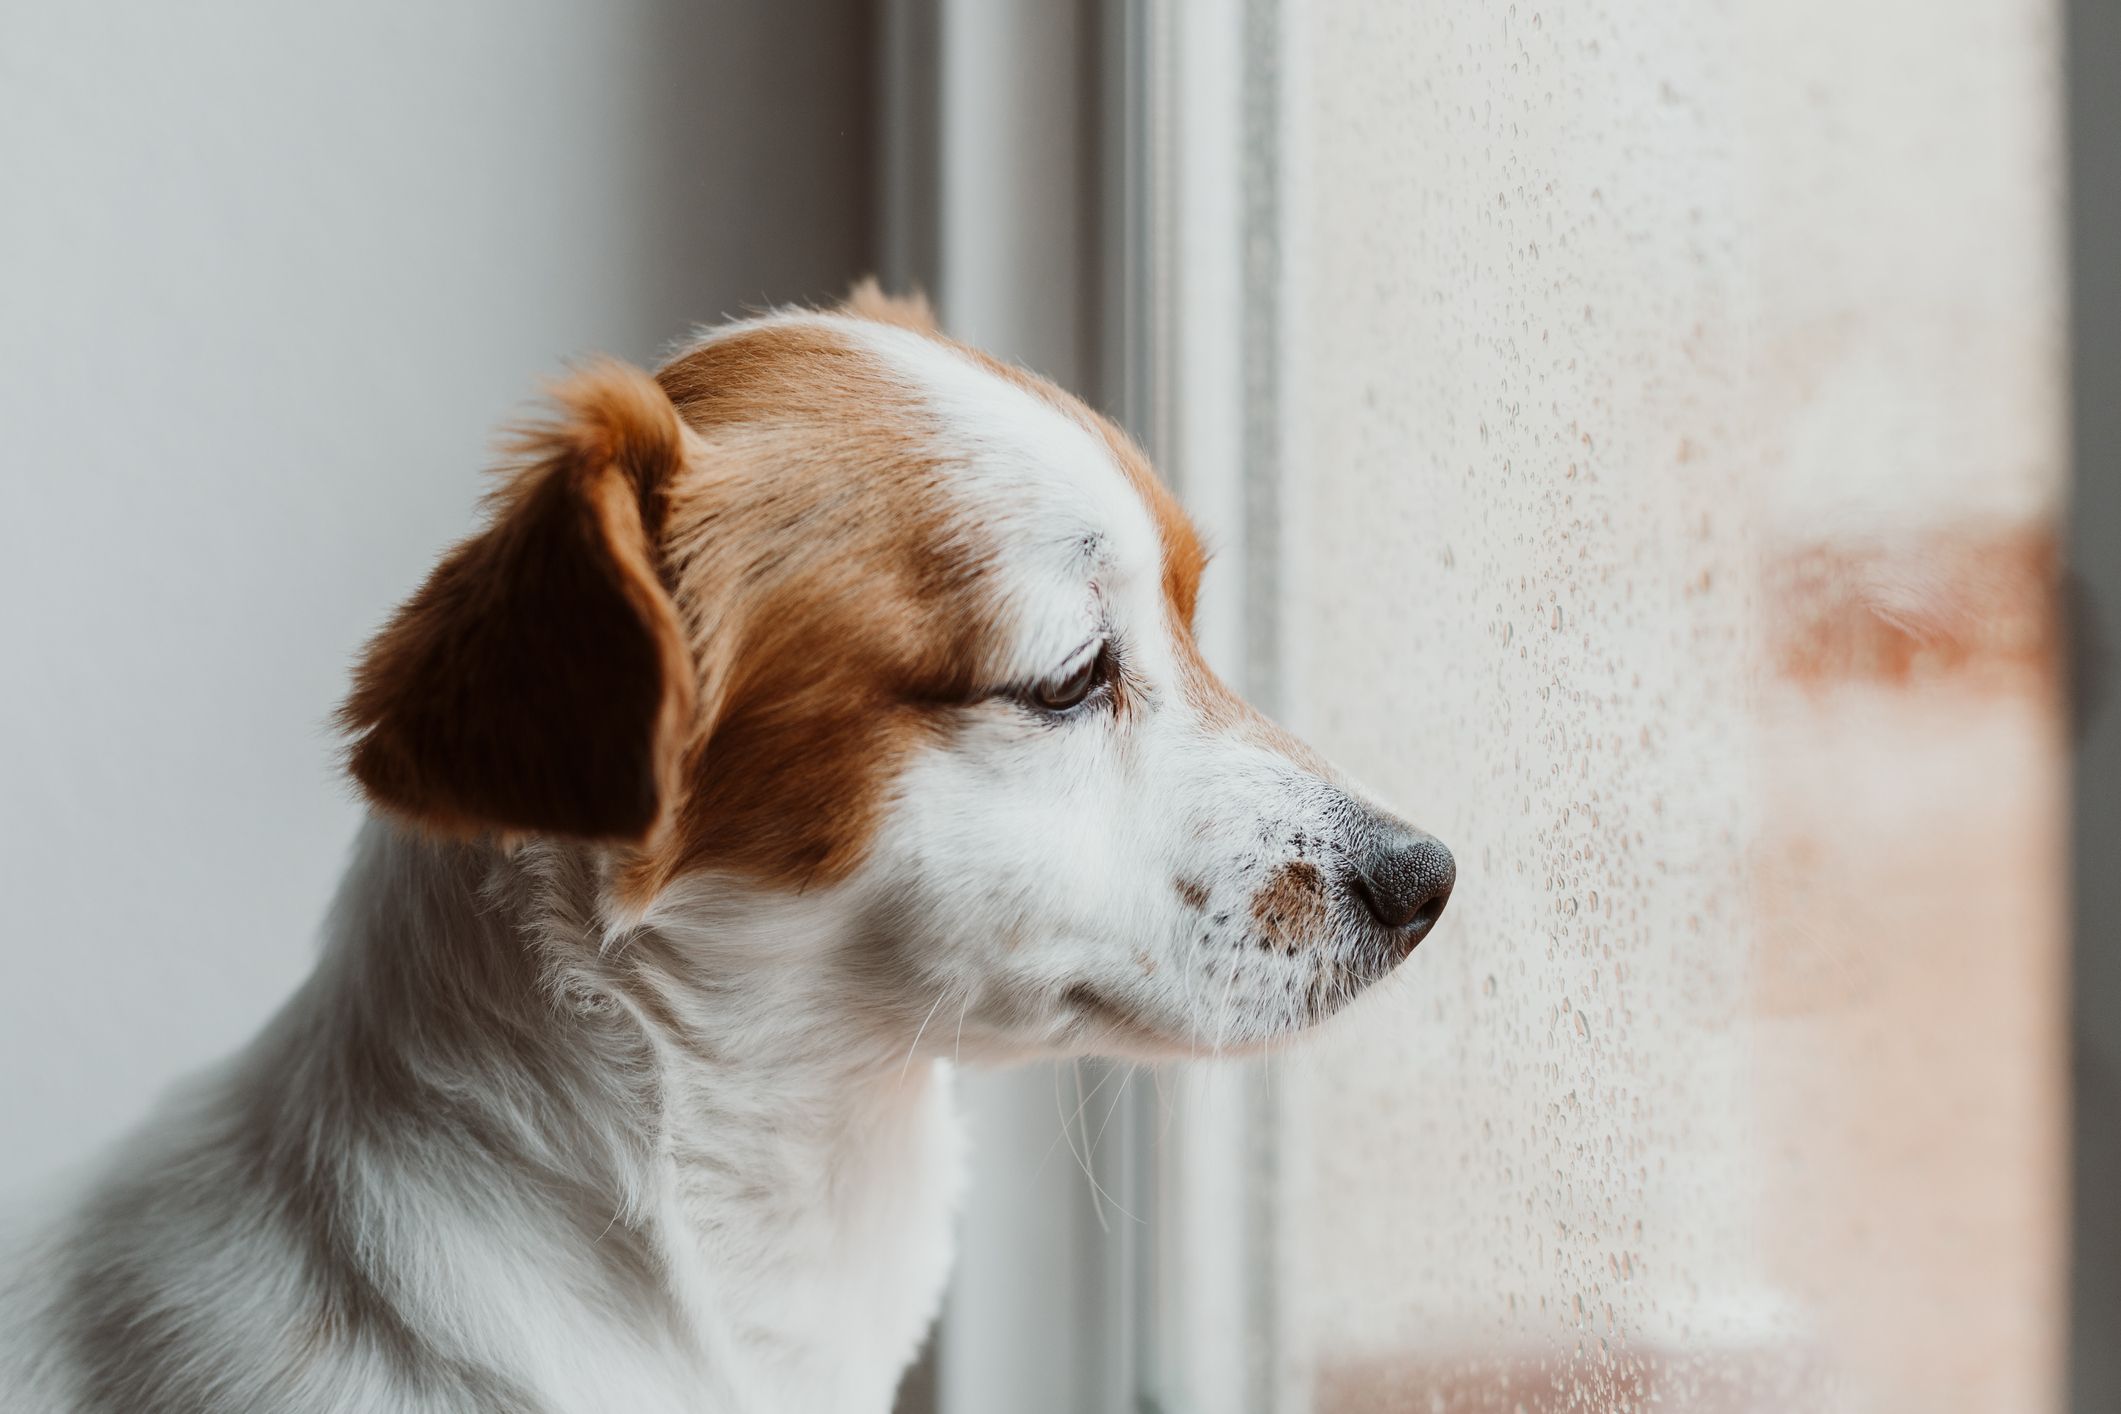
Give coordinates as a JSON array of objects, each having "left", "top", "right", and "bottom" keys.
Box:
[{"left": 1269, "top": 2, "right": 2067, "bottom": 1410}]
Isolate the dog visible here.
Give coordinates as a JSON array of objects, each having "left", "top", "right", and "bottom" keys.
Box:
[{"left": 0, "top": 284, "right": 1453, "bottom": 1414}]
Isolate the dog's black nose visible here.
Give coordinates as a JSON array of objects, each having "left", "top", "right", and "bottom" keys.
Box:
[{"left": 1350, "top": 827, "right": 1455, "bottom": 942}]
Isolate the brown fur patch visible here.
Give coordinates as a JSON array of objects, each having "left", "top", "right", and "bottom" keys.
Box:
[
  {"left": 1086, "top": 419, "right": 1208, "bottom": 632},
  {"left": 340, "top": 361, "right": 696, "bottom": 844},
  {"left": 1077, "top": 417, "right": 1288, "bottom": 747},
  {"left": 1174, "top": 876, "right": 1211, "bottom": 911},
  {"left": 619, "top": 320, "right": 1002, "bottom": 895},
  {"left": 1251, "top": 859, "right": 1329, "bottom": 954}
]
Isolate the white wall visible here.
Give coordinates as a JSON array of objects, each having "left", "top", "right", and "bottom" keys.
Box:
[{"left": 0, "top": 0, "right": 873, "bottom": 1190}]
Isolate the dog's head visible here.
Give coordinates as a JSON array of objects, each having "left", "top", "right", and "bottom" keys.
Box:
[{"left": 341, "top": 287, "right": 1451, "bottom": 1059}]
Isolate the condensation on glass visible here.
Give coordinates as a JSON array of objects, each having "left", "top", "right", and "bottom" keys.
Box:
[{"left": 1265, "top": 2, "right": 2067, "bottom": 1410}]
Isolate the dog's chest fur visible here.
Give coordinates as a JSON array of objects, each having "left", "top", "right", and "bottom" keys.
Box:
[
  {"left": 653, "top": 1042, "right": 965, "bottom": 1411},
  {"left": 0, "top": 824, "right": 964, "bottom": 1414}
]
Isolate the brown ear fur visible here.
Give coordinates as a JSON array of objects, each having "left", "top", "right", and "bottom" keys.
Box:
[
  {"left": 340, "top": 360, "right": 696, "bottom": 844},
  {"left": 843, "top": 276, "right": 940, "bottom": 334}
]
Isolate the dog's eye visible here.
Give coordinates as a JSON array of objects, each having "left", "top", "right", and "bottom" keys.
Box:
[{"left": 1028, "top": 646, "right": 1106, "bottom": 712}]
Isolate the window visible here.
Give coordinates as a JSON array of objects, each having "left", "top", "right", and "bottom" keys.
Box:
[{"left": 898, "top": 1, "right": 2077, "bottom": 1409}]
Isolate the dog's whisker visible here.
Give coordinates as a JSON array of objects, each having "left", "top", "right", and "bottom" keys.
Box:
[
  {"left": 896, "top": 988, "right": 952, "bottom": 1088},
  {"left": 1061, "top": 1055, "right": 1142, "bottom": 1231},
  {"left": 1087, "top": 1063, "right": 1135, "bottom": 1168},
  {"left": 1033, "top": 1058, "right": 1122, "bottom": 1181},
  {"left": 1051, "top": 1063, "right": 1107, "bottom": 1232},
  {"left": 951, "top": 987, "right": 973, "bottom": 1067}
]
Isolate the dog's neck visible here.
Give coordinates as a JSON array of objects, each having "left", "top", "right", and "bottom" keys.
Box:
[{"left": 243, "top": 819, "right": 961, "bottom": 1411}]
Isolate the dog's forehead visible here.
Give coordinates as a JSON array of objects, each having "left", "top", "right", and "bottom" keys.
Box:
[
  {"left": 655, "top": 309, "right": 1201, "bottom": 685},
  {"left": 841, "top": 319, "right": 1170, "bottom": 669}
]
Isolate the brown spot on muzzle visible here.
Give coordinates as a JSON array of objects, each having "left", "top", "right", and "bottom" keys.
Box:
[
  {"left": 1174, "top": 876, "right": 1211, "bottom": 910},
  {"left": 1251, "top": 859, "right": 1331, "bottom": 954}
]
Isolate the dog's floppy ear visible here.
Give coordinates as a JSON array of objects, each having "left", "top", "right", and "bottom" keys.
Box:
[{"left": 341, "top": 360, "right": 696, "bottom": 845}]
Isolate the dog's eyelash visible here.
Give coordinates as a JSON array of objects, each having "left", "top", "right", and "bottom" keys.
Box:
[{"left": 1010, "top": 640, "right": 1117, "bottom": 717}]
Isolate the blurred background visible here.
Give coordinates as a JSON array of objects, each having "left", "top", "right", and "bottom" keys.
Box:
[{"left": 1, "top": 3, "right": 2114, "bottom": 1413}]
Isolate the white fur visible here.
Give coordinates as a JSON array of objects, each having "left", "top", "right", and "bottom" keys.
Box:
[{"left": 0, "top": 317, "right": 1432, "bottom": 1413}]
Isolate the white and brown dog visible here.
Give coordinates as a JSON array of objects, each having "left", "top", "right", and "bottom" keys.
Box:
[{"left": 0, "top": 287, "right": 1452, "bottom": 1414}]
